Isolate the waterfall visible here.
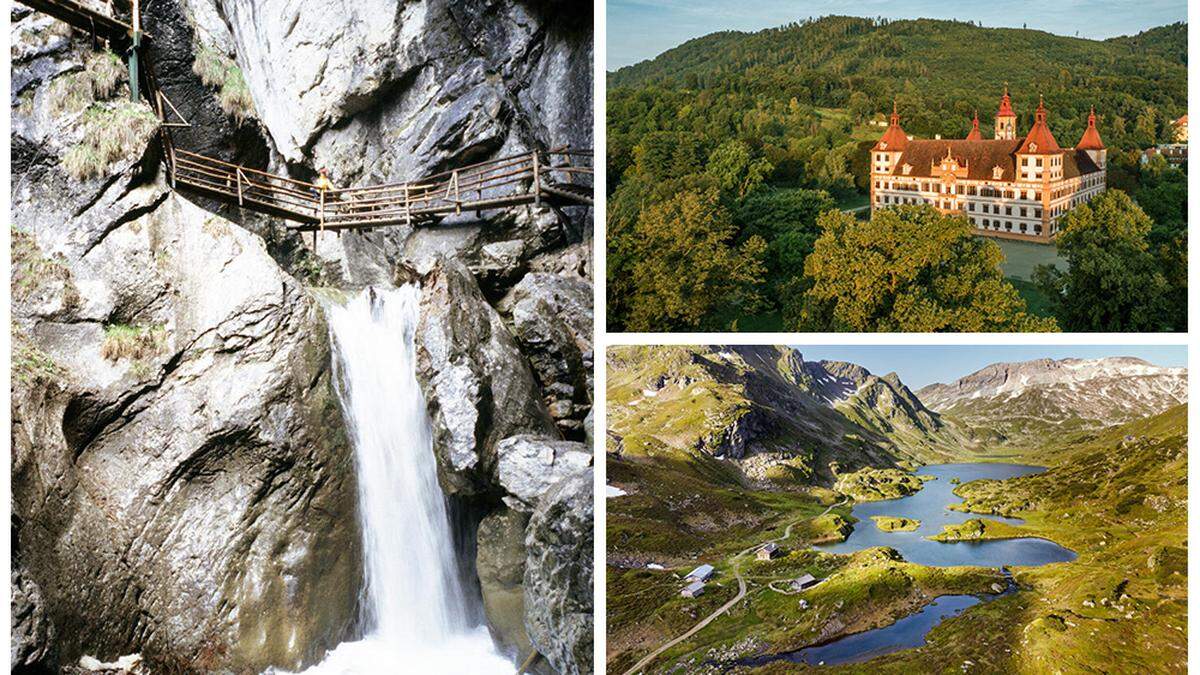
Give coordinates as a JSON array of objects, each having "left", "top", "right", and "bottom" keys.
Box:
[{"left": 293, "top": 286, "right": 511, "bottom": 674}]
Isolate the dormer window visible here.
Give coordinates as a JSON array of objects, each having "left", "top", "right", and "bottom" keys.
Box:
[
  {"left": 880, "top": 142, "right": 888, "bottom": 150},
  {"left": 902, "top": 163, "right": 913, "bottom": 175},
  {"left": 1030, "top": 142, "right": 1038, "bottom": 152},
  {"left": 992, "top": 166, "right": 1004, "bottom": 180}
]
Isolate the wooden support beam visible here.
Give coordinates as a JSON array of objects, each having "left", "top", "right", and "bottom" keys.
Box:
[{"left": 532, "top": 150, "right": 541, "bottom": 207}]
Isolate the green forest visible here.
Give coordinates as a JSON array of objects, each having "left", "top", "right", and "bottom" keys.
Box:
[{"left": 606, "top": 16, "right": 1187, "bottom": 332}]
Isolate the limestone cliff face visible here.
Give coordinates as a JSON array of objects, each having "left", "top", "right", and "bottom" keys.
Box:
[
  {"left": 12, "top": 183, "right": 363, "bottom": 671},
  {"left": 12, "top": 1, "right": 593, "bottom": 672}
]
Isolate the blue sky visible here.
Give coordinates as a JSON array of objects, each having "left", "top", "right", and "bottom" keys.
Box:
[
  {"left": 608, "top": 0, "right": 1188, "bottom": 69},
  {"left": 787, "top": 345, "right": 1187, "bottom": 389}
]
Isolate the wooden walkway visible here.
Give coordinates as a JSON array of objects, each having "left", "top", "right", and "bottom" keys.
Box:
[
  {"left": 167, "top": 146, "right": 593, "bottom": 232},
  {"left": 21, "top": 0, "right": 593, "bottom": 233},
  {"left": 17, "top": 0, "right": 142, "bottom": 43}
]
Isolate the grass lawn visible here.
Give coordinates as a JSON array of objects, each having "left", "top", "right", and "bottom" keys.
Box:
[
  {"left": 1007, "top": 276, "right": 1055, "bottom": 318},
  {"left": 836, "top": 191, "right": 870, "bottom": 212},
  {"left": 993, "top": 238, "right": 1066, "bottom": 280}
]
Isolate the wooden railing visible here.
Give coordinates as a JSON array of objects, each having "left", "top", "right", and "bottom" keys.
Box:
[
  {"left": 20, "top": 0, "right": 593, "bottom": 234},
  {"left": 17, "top": 0, "right": 141, "bottom": 41},
  {"left": 167, "top": 145, "right": 593, "bottom": 232}
]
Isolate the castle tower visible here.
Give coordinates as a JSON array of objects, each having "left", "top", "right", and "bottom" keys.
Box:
[
  {"left": 1016, "top": 97, "right": 1063, "bottom": 182},
  {"left": 995, "top": 87, "right": 1017, "bottom": 140},
  {"left": 871, "top": 101, "right": 908, "bottom": 172},
  {"left": 1076, "top": 107, "right": 1107, "bottom": 170},
  {"left": 869, "top": 102, "right": 910, "bottom": 210},
  {"left": 966, "top": 111, "right": 982, "bottom": 140}
]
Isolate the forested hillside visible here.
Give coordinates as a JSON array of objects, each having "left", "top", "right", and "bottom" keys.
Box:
[
  {"left": 611, "top": 17, "right": 1185, "bottom": 154},
  {"left": 606, "top": 16, "right": 1187, "bottom": 333}
]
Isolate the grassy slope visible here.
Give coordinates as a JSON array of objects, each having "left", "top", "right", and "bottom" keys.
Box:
[{"left": 607, "top": 455, "right": 847, "bottom": 564}]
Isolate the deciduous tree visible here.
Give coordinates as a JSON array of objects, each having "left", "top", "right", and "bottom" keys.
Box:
[
  {"left": 1035, "top": 190, "right": 1178, "bottom": 331},
  {"left": 625, "top": 188, "right": 767, "bottom": 331},
  {"left": 793, "top": 206, "right": 1057, "bottom": 332}
]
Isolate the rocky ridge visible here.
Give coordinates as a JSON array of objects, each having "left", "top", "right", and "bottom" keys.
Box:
[
  {"left": 606, "top": 346, "right": 965, "bottom": 488},
  {"left": 917, "top": 357, "right": 1188, "bottom": 448}
]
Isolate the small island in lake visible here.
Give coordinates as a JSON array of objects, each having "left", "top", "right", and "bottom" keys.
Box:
[{"left": 872, "top": 516, "right": 921, "bottom": 532}]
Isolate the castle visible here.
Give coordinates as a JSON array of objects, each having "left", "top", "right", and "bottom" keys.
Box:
[{"left": 870, "top": 90, "right": 1106, "bottom": 243}]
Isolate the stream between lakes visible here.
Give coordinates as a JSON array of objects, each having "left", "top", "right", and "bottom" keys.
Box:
[{"left": 745, "top": 463, "right": 1075, "bottom": 667}]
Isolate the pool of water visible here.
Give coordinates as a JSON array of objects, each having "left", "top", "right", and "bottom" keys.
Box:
[
  {"left": 736, "top": 591, "right": 987, "bottom": 668},
  {"left": 818, "top": 463, "right": 1076, "bottom": 567}
]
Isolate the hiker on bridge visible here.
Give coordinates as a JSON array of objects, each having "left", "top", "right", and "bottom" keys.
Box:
[{"left": 315, "top": 167, "right": 335, "bottom": 229}]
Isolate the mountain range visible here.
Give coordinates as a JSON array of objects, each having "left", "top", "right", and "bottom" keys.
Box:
[
  {"left": 918, "top": 356, "right": 1187, "bottom": 450},
  {"left": 606, "top": 346, "right": 966, "bottom": 487},
  {"left": 608, "top": 347, "right": 1187, "bottom": 487}
]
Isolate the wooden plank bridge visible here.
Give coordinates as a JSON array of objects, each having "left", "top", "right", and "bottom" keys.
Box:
[
  {"left": 20, "top": 0, "right": 594, "bottom": 236},
  {"left": 17, "top": 0, "right": 142, "bottom": 43},
  {"left": 167, "top": 146, "right": 593, "bottom": 233}
]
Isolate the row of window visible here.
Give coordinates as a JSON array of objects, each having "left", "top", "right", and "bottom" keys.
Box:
[
  {"left": 873, "top": 181, "right": 1045, "bottom": 201},
  {"left": 972, "top": 217, "right": 1043, "bottom": 235},
  {"left": 966, "top": 202, "right": 1042, "bottom": 218},
  {"left": 876, "top": 195, "right": 926, "bottom": 206}
]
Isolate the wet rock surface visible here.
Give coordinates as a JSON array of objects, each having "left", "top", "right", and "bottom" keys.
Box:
[
  {"left": 12, "top": 188, "right": 362, "bottom": 671},
  {"left": 476, "top": 507, "right": 534, "bottom": 659},
  {"left": 11, "top": 563, "right": 56, "bottom": 671},
  {"left": 413, "top": 256, "right": 559, "bottom": 496},
  {"left": 524, "top": 470, "right": 595, "bottom": 675}
]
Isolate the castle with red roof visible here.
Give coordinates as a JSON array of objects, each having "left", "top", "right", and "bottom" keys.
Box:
[{"left": 869, "top": 90, "right": 1106, "bottom": 243}]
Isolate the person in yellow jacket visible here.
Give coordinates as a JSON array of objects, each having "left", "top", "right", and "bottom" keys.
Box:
[{"left": 315, "top": 168, "right": 334, "bottom": 230}]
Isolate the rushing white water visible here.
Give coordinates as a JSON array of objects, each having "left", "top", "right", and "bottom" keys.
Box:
[{"left": 293, "top": 286, "right": 511, "bottom": 674}]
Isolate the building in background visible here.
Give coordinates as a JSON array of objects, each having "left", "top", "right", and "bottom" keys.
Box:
[{"left": 869, "top": 91, "right": 1107, "bottom": 244}]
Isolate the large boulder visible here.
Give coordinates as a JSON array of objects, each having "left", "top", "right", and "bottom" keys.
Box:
[
  {"left": 497, "top": 435, "right": 592, "bottom": 512},
  {"left": 499, "top": 272, "right": 593, "bottom": 439},
  {"left": 11, "top": 187, "right": 361, "bottom": 672},
  {"left": 413, "top": 256, "right": 558, "bottom": 496},
  {"left": 524, "top": 470, "right": 593, "bottom": 675},
  {"left": 475, "top": 507, "right": 533, "bottom": 660}
]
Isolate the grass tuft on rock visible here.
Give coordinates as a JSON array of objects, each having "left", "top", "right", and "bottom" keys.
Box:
[
  {"left": 12, "top": 329, "right": 64, "bottom": 385},
  {"left": 47, "top": 72, "right": 94, "bottom": 116},
  {"left": 193, "top": 44, "right": 255, "bottom": 122},
  {"left": 12, "top": 226, "right": 70, "bottom": 295},
  {"left": 101, "top": 323, "right": 167, "bottom": 362},
  {"left": 85, "top": 50, "right": 125, "bottom": 99},
  {"left": 63, "top": 101, "right": 159, "bottom": 180},
  {"left": 46, "top": 49, "right": 126, "bottom": 117}
]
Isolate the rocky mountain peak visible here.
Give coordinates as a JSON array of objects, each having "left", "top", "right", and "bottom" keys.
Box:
[
  {"left": 918, "top": 356, "right": 1186, "bottom": 407},
  {"left": 916, "top": 356, "right": 1187, "bottom": 450}
]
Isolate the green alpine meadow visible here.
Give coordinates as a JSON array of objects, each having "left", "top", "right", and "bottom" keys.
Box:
[{"left": 605, "top": 346, "right": 1186, "bottom": 674}]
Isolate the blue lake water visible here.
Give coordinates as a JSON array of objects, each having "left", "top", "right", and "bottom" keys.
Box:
[
  {"left": 818, "top": 463, "right": 1076, "bottom": 567},
  {"left": 737, "top": 593, "right": 984, "bottom": 667},
  {"left": 730, "top": 463, "right": 1075, "bottom": 669}
]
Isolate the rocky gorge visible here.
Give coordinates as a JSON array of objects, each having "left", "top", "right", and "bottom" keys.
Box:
[{"left": 11, "top": 1, "right": 593, "bottom": 673}]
